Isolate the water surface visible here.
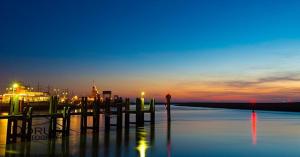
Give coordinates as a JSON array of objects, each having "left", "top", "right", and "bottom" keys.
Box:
[{"left": 1, "top": 106, "right": 300, "bottom": 156}]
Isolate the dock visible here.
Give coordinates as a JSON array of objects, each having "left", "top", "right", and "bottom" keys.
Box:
[{"left": 0, "top": 93, "right": 172, "bottom": 144}]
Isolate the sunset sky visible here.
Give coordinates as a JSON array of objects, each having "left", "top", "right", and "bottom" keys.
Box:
[{"left": 1, "top": 0, "right": 300, "bottom": 102}]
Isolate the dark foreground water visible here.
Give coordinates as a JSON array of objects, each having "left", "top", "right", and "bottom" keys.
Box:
[{"left": 1, "top": 106, "right": 300, "bottom": 156}]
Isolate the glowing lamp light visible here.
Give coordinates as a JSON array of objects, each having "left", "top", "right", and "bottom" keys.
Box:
[
  {"left": 73, "top": 96, "right": 78, "bottom": 100},
  {"left": 12, "top": 83, "right": 19, "bottom": 89},
  {"left": 141, "top": 91, "right": 145, "bottom": 98}
]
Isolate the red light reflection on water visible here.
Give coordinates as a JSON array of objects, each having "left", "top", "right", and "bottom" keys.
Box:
[{"left": 251, "top": 112, "right": 257, "bottom": 145}]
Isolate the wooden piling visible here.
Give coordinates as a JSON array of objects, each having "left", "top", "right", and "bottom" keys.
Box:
[
  {"left": 62, "top": 107, "right": 67, "bottom": 136},
  {"left": 21, "top": 106, "right": 28, "bottom": 141},
  {"left": 6, "top": 96, "right": 27, "bottom": 144},
  {"left": 27, "top": 106, "right": 33, "bottom": 141},
  {"left": 62, "top": 106, "right": 71, "bottom": 136},
  {"left": 6, "top": 117, "right": 17, "bottom": 144},
  {"left": 166, "top": 94, "right": 172, "bottom": 122},
  {"left": 125, "top": 98, "right": 130, "bottom": 129},
  {"left": 49, "top": 96, "right": 58, "bottom": 138},
  {"left": 150, "top": 98, "right": 155, "bottom": 125},
  {"left": 117, "top": 98, "right": 123, "bottom": 130},
  {"left": 104, "top": 98, "right": 111, "bottom": 132},
  {"left": 20, "top": 105, "right": 32, "bottom": 142},
  {"left": 80, "top": 97, "right": 88, "bottom": 133},
  {"left": 12, "top": 117, "right": 17, "bottom": 142},
  {"left": 93, "top": 96, "right": 100, "bottom": 133},
  {"left": 136, "top": 98, "right": 144, "bottom": 127}
]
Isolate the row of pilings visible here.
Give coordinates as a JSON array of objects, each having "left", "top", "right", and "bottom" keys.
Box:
[
  {"left": 79, "top": 96, "right": 156, "bottom": 134},
  {"left": 5, "top": 94, "right": 172, "bottom": 144}
]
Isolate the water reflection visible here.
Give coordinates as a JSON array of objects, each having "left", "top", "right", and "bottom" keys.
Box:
[
  {"left": 4, "top": 106, "right": 300, "bottom": 156},
  {"left": 0, "top": 113, "right": 8, "bottom": 156},
  {"left": 136, "top": 128, "right": 149, "bottom": 157},
  {"left": 0, "top": 110, "right": 166, "bottom": 157},
  {"left": 251, "top": 112, "right": 257, "bottom": 145},
  {"left": 167, "top": 122, "right": 171, "bottom": 157}
]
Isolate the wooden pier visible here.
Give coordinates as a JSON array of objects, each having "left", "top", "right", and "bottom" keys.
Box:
[{"left": 0, "top": 93, "right": 172, "bottom": 144}]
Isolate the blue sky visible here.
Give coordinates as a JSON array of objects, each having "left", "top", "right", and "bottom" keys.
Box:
[{"left": 1, "top": 0, "right": 300, "bottom": 101}]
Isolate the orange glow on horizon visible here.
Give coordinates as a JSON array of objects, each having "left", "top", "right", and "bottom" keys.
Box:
[{"left": 9, "top": 74, "right": 300, "bottom": 102}]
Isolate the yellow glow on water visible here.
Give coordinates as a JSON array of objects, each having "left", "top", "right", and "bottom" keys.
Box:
[
  {"left": 136, "top": 130, "right": 149, "bottom": 157},
  {"left": 136, "top": 138, "right": 148, "bottom": 157},
  {"left": 0, "top": 113, "right": 8, "bottom": 156}
]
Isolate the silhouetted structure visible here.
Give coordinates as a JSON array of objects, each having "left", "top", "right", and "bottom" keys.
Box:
[
  {"left": 49, "top": 96, "right": 71, "bottom": 138},
  {"left": 6, "top": 99, "right": 32, "bottom": 144},
  {"left": 166, "top": 94, "right": 172, "bottom": 122},
  {"left": 0, "top": 91, "right": 164, "bottom": 146}
]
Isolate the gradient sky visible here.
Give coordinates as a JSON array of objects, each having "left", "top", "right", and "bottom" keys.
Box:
[{"left": 1, "top": 0, "right": 300, "bottom": 102}]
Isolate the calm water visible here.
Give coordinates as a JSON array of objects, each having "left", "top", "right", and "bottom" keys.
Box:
[{"left": 1, "top": 106, "right": 300, "bottom": 156}]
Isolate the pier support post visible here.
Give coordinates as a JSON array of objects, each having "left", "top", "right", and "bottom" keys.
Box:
[
  {"left": 105, "top": 98, "right": 111, "bottom": 132},
  {"left": 80, "top": 97, "right": 88, "bottom": 133},
  {"left": 21, "top": 106, "right": 27, "bottom": 141},
  {"left": 6, "top": 96, "right": 21, "bottom": 143},
  {"left": 27, "top": 106, "right": 32, "bottom": 141},
  {"left": 93, "top": 96, "right": 100, "bottom": 133},
  {"left": 136, "top": 98, "right": 144, "bottom": 127},
  {"left": 62, "top": 106, "right": 71, "bottom": 136},
  {"left": 49, "top": 96, "right": 58, "bottom": 138},
  {"left": 125, "top": 98, "right": 130, "bottom": 129},
  {"left": 166, "top": 94, "right": 172, "bottom": 122},
  {"left": 21, "top": 105, "right": 33, "bottom": 141},
  {"left": 150, "top": 98, "right": 155, "bottom": 125},
  {"left": 6, "top": 117, "right": 17, "bottom": 143},
  {"left": 117, "top": 98, "right": 123, "bottom": 130}
]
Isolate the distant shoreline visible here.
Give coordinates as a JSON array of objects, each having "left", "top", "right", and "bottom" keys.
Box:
[{"left": 175, "top": 102, "right": 300, "bottom": 112}]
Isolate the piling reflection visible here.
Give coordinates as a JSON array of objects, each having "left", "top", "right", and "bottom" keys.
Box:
[
  {"left": 251, "top": 112, "right": 257, "bottom": 145},
  {"left": 0, "top": 115, "right": 168, "bottom": 157},
  {"left": 59, "top": 124, "right": 158, "bottom": 157},
  {"left": 62, "top": 137, "right": 70, "bottom": 156},
  {"left": 48, "top": 138, "right": 56, "bottom": 156},
  {"left": 116, "top": 129, "right": 122, "bottom": 157},
  {"left": 104, "top": 129, "right": 110, "bottom": 157},
  {"left": 92, "top": 134, "right": 99, "bottom": 157},
  {"left": 79, "top": 134, "right": 87, "bottom": 156}
]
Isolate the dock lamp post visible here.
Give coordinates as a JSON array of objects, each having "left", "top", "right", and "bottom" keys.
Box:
[
  {"left": 141, "top": 92, "right": 145, "bottom": 107},
  {"left": 12, "top": 83, "right": 19, "bottom": 95},
  {"left": 10, "top": 83, "right": 19, "bottom": 115}
]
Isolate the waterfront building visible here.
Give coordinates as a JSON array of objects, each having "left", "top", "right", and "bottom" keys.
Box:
[{"left": 1, "top": 83, "right": 49, "bottom": 103}]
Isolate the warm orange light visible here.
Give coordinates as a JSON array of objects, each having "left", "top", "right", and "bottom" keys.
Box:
[
  {"left": 12, "top": 83, "right": 19, "bottom": 89},
  {"left": 73, "top": 96, "right": 78, "bottom": 100},
  {"left": 141, "top": 91, "right": 145, "bottom": 98}
]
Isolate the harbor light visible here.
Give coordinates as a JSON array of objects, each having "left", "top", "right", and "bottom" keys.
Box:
[
  {"left": 12, "top": 83, "right": 19, "bottom": 89},
  {"left": 141, "top": 91, "right": 145, "bottom": 98},
  {"left": 73, "top": 96, "right": 78, "bottom": 100}
]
